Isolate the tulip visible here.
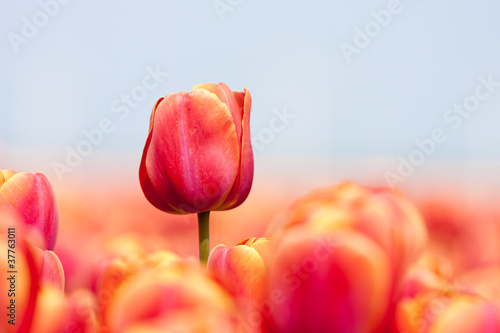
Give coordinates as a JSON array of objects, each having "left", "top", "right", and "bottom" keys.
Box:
[
  {"left": 207, "top": 238, "right": 270, "bottom": 332},
  {"left": 428, "top": 298, "right": 500, "bottom": 333},
  {"left": 0, "top": 213, "right": 40, "bottom": 333},
  {"left": 105, "top": 259, "right": 239, "bottom": 332},
  {"left": 395, "top": 290, "right": 500, "bottom": 333},
  {"left": 267, "top": 181, "right": 428, "bottom": 286},
  {"left": 31, "top": 288, "right": 100, "bottom": 333},
  {"left": 139, "top": 82, "right": 253, "bottom": 214},
  {"left": 96, "top": 250, "right": 186, "bottom": 322},
  {"left": 0, "top": 170, "right": 59, "bottom": 250},
  {"left": 262, "top": 229, "right": 391, "bottom": 333},
  {"left": 139, "top": 82, "right": 253, "bottom": 263}
]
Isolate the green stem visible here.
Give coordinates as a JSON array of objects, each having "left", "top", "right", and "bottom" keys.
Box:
[{"left": 197, "top": 211, "right": 210, "bottom": 264}]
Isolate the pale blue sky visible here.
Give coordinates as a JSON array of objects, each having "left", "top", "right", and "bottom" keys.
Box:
[{"left": 1, "top": 1, "right": 500, "bottom": 184}]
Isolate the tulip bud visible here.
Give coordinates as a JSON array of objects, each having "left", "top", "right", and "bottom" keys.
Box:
[
  {"left": 207, "top": 238, "right": 270, "bottom": 331},
  {"left": 263, "top": 229, "right": 391, "bottom": 333},
  {"left": 0, "top": 170, "right": 59, "bottom": 250},
  {"left": 139, "top": 82, "right": 253, "bottom": 214}
]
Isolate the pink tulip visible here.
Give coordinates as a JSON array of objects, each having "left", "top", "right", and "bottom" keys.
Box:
[
  {"left": 140, "top": 82, "right": 253, "bottom": 214},
  {"left": 0, "top": 170, "right": 59, "bottom": 250}
]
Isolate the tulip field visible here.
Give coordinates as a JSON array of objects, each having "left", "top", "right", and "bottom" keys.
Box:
[{"left": 1, "top": 83, "right": 500, "bottom": 333}]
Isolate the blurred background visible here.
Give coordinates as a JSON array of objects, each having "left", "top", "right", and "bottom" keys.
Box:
[{"left": 1, "top": 1, "right": 500, "bottom": 273}]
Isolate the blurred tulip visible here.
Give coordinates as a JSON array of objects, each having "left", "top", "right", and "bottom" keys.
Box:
[
  {"left": 207, "top": 238, "right": 270, "bottom": 331},
  {"left": 60, "top": 289, "right": 100, "bottom": 333},
  {"left": 139, "top": 82, "right": 253, "bottom": 214},
  {"left": 32, "top": 247, "right": 65, "bottom": 291},
  {"left": 267, "top": 181, "right": 428, "bottom": 285},
  {"left": 0, "top": 170, "right": 58, "bottom": 250},
  {"left": 97, "top": 250, "right": 186, "bottom": 323},
  {"left": 428, "top": 298, "right": 500, "bottom": 333},
  {"left": 419, "top": 197, "right": 500, "bottom": 274},
  {"left": 105, "top": 258, "right": 238, "bottom": 332},
  {"left": 0, "top": 213, "right": 40, "bottom": 333},
  {"left": 262, "top": 229, "right": 391, "bottom": 333},
  {"left": 31, "top": 288, "right": 100, "bottom": 333},
  {"left": 396, "top": 289, "right": 500, "bottom": 333}
]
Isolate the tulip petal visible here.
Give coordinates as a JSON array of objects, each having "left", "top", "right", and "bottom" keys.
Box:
[
  {"left": 193, "top": 82, "right": 243, "bottom": 141},
  {"left": 219, "top": 88, "right": 254, "bottom": 210},
  {"left": 139, "top": 98, "right": 182, "bottom": 213},
  {"left": 146, "top": 90, "right": 239, "bottom": 212}
]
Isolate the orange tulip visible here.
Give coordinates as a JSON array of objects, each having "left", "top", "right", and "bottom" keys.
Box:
[
  {"left": 207, "top": 238, "right": 270, "bottom": 331},
  {"left": 267, "top": 181, "right": 428, "bottom": 285},
  {"left": 0, "top": 170, "right": 59, "bottom": 250},
  {"left": 262, "top": 229, "right": 391, "bottom": 333},
  {"left": 139, "top": 82, "right": 253, "bottom": 214}
]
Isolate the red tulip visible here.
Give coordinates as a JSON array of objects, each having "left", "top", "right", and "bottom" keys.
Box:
[
  {"left": 139, "top": 82, "right": 253, "bottom": 214},
  {"left": 0, "top": 170, "right": 59, "bottom": 250}
]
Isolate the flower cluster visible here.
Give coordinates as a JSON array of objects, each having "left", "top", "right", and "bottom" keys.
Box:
[{"left": 2, "top": 83, "right": 500, "bottom": 332}]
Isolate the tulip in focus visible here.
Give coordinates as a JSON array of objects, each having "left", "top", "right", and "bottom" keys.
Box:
[
  {"left": 139, "top": 82, "right": 253, "bottom": 214},
  {"left": 139, "top": 82, "right": 253, "bottom": 263},
  {"left": 208, "top": 238, "right": 270, "bottom": 331},
  {"left": 0, "top": 170, "right": 59, "bottom": 250}
]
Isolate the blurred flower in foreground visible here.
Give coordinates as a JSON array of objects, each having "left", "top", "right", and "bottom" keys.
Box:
[
  {"left": 105, "top": 254, "right": 238, "bottom": 332},
  {"left": 97, "top": 250, "right": 184, "bottom": 322},
  {"left": 0, "top": 170, "right": 59, "bottom": 250},
  {"left": 31, "top": 287, "right": 99, "bottom": 333},
  {"left": 263, "top": 229, "right": 391, "bottom": 333},
  {"left": 267, "top": 181, "right": 428, "bottom": 285},
  {"left": 139, "top": 82, "right": 253, "bottom": 214},
  {"left": 0, "top": 213, "right": 39, "bottom": 333},
  {"left": 207, "top": 238, "right": 270, "bottom": 331}
]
